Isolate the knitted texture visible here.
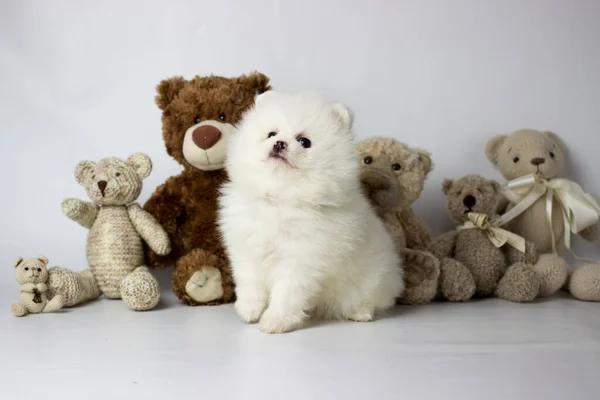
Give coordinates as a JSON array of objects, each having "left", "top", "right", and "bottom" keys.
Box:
[
  {"left": 486, "top": 129, "right": 599, "bottom": 300},
  {"left": 356, "top": 137, "right": 439, "bottom": 305},
  {"left": 59, "top": 153, "right": 171, "bottom": 311},
  {"left": 47, "top": 267, "right": 101, "bottom": 306},
  {"left": 11, "top": 257, "right": 64, "bottom": 317},
  {"left": 430, "top": 175, "right": 541, "bottom": 303}
]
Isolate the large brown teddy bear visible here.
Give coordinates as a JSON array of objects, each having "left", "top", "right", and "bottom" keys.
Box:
[
  {"left": 486, "top": 129, "right": 600, "bottom": 301},
  {"left": 143, "top": 72, "right": 272, "bottom": 306},
  {"left": 357, "top": 137, "right": 440, "bottom": 305},
  {"left": 430, "top": 175, "right": 542, "bottom": 302}
]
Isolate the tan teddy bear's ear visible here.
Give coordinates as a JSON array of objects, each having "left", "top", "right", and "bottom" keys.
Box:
[
  {"left": 127, "top": 153, "right": 152, "bottom": 180},
  {"left": 544, "top": 131, "right": 566, "bottom": 152},
  {"left": 416, "top": 149, "right": 433, "bottom": 175},
  {"left": 37, "top": 256, "right": 49, "bottom": 266},
  {"left": 489, "top": 180, "right": 501, "bottom": 194},
  {"left": 442, "top": 179, "right": 454, "bottom": 195},
  {"left": 238, "top": 71, "right": 272, "bottom": 95},
  {"left": 485, "top": 135, "right": 508, "bottom": 164},
  {"left": 13, "top": 257, "right": 23, "bottom": 268},
  {"left": 75, "top": 161, "right": 96, "bottom": 185},
  {"left": 155, "top": 76, "right": 186, "bottom": 110}
]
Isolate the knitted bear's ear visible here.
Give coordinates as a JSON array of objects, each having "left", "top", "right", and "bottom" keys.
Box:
[
  {"left": 37, "top": 256, "right": 49, "bottom": 266},
  {"left": 442, "top": 179, "right": 454, "bottom": 195},
  {"left": 155, "top": 77, "right": 186, "bottom": 110},
  {"left": 485, "top": 135, "right": 507, "bottom": 165},
  {"left": 127, "top": 153, "right": 152, "bottom": 180},
  {"left": 75, "top": 161, "right": 96, "bottom": 185},
  {"left": 13, "top": 257, "right": 23, "bottom": 268}
]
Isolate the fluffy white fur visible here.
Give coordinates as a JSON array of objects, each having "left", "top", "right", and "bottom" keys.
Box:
[{"left": 217, "top": 91, "right": 404, "bottom": 334}]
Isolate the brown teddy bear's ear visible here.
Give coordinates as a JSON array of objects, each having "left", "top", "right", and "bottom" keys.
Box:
[
  {"left": 13, "top": 257, "right": 23, "bottom": 268},
  {"left": 127, "top": 153, "right": 152, "bottom": 180},
  {"left": 416, "top": 149, "right": 433, "bottom": 175},
  {"left": 485, "top": 135, "right": 508, "bottom": 164},
  {"left": 544, "top": 131, "right": 566, "bottom": 152},
  {"left": 442, "top": 179, "right": 454, "bottom": 195},
  {"left": 155, "top": 77, "right": 186, "bottom": 110},
  {"left": 37, "top": 256, "right": 49, "bottom": 266},
  {"left": 239, "top": 71, "right": 271, "bottom": 95},
  {"left": 75, "top": 161, "right": 96, "bottom": 185}
]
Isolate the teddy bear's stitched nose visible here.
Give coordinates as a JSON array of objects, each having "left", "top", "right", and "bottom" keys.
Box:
[
  {"left": 97, "top": 181, "right": 108, "bottom": 193},
  {"left": 531, "top": 157, "right": 546, "bottom": 166},
  {"left": 463, "top": 195, "right": 476, "bottom": 208},
  {"left": 192, "top": 125, "right": 222, "bottom": 150}
]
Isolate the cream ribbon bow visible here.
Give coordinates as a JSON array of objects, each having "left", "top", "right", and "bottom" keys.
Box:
[
  {"left": 498, "top": 172, "right": 600, "bottom": 259},
  {"left": 458, "top": 212, "right": 526, "bottom": 253}
]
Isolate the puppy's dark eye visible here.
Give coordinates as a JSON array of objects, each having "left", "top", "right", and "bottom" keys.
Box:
[
  {"left": 219, "top": 114, "right": 226, "bottom": 122},
  {"left": 298, "top": 137, "right": 311, "bottom": 148},
  {"left": 24, "top": 267, "right": 29, "bottom": 271},
  {"left": 392, "top": 163, "right": 401, "bottom": 171},
  {"left": 115, "top": 172, "right": 121, "bottom": 177},
  {"left": 194, "top": 116, "right": 201, "bottom": 124},
  {"left": 363, "top": 156, "right": 373, "bottom": 165},
  {"left": 267, "top": 132, "right": 277, "bottom": 139},
  {"left": 513, "top": 157, "right": 520, "bottom": 163},
  {"left": 549, "top": 151, "right": 555, "bottom": 159}
]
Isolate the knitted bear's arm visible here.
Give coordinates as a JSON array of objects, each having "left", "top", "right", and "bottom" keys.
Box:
[
  {"left": 61, "top": 199, "right": 98, "bottom": 229},
  {"left": 128, "top": 204, "right": 172, "bottom": 256},
  {"left": 398, "top": 208, "right": 431, "bottom": 250},
  {"left": 429, "top": 231, "right": 457, "bottom": 259}
]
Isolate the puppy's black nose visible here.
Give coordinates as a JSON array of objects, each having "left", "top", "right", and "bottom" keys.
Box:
[
  {"left": 463, "top": 195, "right": 476, "bottom": 208},
  {"left": 273, "top": 141, "right": 287, "bottom": 153},
  {"left": 98, "top": 181, "right": 108, "bottom": 195},
  {"left": 531, "top": 157, "right": 545, "bottom": 166}
]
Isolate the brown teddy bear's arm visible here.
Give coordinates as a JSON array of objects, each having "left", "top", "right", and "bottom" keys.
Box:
[
  {"left": 128, "top": 204, "right": 172, "bottom": 256},
  {"left": 579, "top": 224, "right": 599, "bottom": 242},
  {"left": 429, "top": 231, "right": 458, "bottom": 259},
  {"left": 398, "top": 208, "right": 431, "bottom": 250},
  {"left": 61, "top": 198, "right": 99, "bottom": 229}
]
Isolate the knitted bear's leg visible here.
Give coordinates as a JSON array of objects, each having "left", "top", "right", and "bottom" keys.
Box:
[
  {"left": 173, "top": 249, "right": 235, "bottom": 306},
  {"left": 120, "top": 266, "right": 160, "bottom": 311},
  {"left": 533, "top": 254, "right": 569, "bottom": 297},
  {"left": 568, "top": 263, "right": 600, "bottom": 301},
  {"left": 42, "top": 295, "right": 65, "bottom": 313},
  {"left": 10, "top": 303, "right": 27, "bottom": 317},
  {"left": 496, "top": 263, "right": 540, "bottom": 302},
  {"left": 48, "top": 267, "right": 101, "bottom": 307}
]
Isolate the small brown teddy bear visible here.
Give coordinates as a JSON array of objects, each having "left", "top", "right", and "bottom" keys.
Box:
[
  {"left": 430, "top": 175, "right": 541, "bottom": 302},
  {"left": 486, "top": 129, "right": 600, "bottom": 301},
  {"left": 143, "top": 72, "right": 271, "bottom": 306},
  {"left": 357, "top": 137, "right": 440, "bottom": 305},
  {"left": 54, "top": 153, "right": 171, "bottom": 311},
  {"left": 11, "top": 257, "right": 64, "bottom": 317}
]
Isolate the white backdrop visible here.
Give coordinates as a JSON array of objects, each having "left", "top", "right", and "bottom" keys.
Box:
[{"left": 1, "top": 0, "right": 599, "bottom": 293}]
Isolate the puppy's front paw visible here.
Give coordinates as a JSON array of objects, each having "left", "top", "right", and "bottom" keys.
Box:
[
  {"left": 259, "top": 309, "right": 304, "bottom": 334},
  {"left": 235, "top": 299, "right": 267, "bottom": 324},
  {"left": 348, "top": 308, "right": 374, "bottom": 322}
]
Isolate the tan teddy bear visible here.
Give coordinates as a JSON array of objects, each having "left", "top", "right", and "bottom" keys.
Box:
[
  {"left": 11, "top": 257, "right": 64, "bottom": 317},
  {"left": 430, "top": 175, "right": 542, "bottom": 302},
  {"left": 50, "top": 153, "right": 171, "bottom": 311},
  {"left": 357, "top": 137, "right": 440, "bottom": 305},
  {"left": 486, "top": 129, "right": 600, "bottom": 301}
]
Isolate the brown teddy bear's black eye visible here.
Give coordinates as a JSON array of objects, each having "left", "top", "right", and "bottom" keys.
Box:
[
  {"left": 115, "top": 172, "right": 121, "bottom": 177},
  {"left": 513, "top": 157, "right": 520, "bottom": 163},
  {"left": 24, "top": 267, "right": 29, "bottom": 271},
  {"left": 267, "top": 132, "right": 277, "bottom": 139},
  {"left": 364, "top": 156, "right": 373, "bottom": 165},
  {"left": 194, "top": 116, "right": 201, "bottom": 124},
  {"left": 392, "top": 163, "right": 401, "bottom": 171},
  {"left": 219, "top": 114, "right": 226, "bottom": 122},
  {"left": 549, "top": 151, "right": 555, "bottom": 159}
]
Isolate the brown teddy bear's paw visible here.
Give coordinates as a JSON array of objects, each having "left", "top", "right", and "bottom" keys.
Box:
[
  {"left": 398, "top": 250, "right": 440, "bottom": 305},
  {"left": 496, "top": 263, "right": 540, "bottom": 302},
  {"left": 568, "top": 263, "right": 600, "bottom": 302},
  {"left": 439, "top": 258, "right": 476, "bottom": 302},
  {"left": 533, "top": 254, "right": 569, "bottom": 297}
]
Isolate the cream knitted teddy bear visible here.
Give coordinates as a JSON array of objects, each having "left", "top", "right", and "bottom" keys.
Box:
[
  {"left": 51, "top": 153, "right": 171, "bottom": 311},
  {"left": 11, "top": 257, "right": 64, "bottom": 316}
]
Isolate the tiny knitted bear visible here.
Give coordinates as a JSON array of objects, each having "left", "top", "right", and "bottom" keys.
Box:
[
  {"left": 11, "top": 257, "right": 64, "bottom": 317},
  {"left": 56, "top": 153, "right": 171, "bottom": 311}
]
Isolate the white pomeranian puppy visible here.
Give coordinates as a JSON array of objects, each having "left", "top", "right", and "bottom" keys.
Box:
[{"left": 217, "top": 91, "right": 403, "bottom": 334}]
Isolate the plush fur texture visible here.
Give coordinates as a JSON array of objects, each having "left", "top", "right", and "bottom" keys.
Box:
[
  {"left": 218, "top": 91, "right": 404, "bottom": 334},
  {"left": 143, "top": 72, "right": 271, "bottom": 306},
  {"left": 11, "top": 257, "right": 64, "bottom": 316},
  {"left": 356, "top": 137, "right": 439, "bottom": 305},
  {"left": 430, "top": 175, "right": 541, "bottom": 302},
  {"left": 486, "top": 129, "right": 599, "bottom": 301},
  {"left": 53, "top": 153, "right": 169, "bottom": 311}
]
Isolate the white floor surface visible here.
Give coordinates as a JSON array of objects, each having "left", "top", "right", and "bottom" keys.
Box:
[{"left": 2, "top": 280, "right": 599, "bottom": 400}]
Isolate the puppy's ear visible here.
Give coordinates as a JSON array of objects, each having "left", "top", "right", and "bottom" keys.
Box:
[
  {"left": 442, "top": 179, "right": 454, "bottom": 195},
  {"left": 37, "top": 256, "right": 49, "bottom": 266},
  {"left": 416, "top": 148, "right": 433, "bottom": 175},
  {"left": 14, "top": 257, "right": 23, "bottom": 269},
  {"left": 75, "top": 161, "right": 96, "bottom": 185},
  {"left": 485, "top": 135, "right": 507, "bottom": 164},
  {"left": 254, "top": 90, "right": 277, "bottom": 106},
  {"left": 544, "top": 131, "right": 566, "bottom": 153},
  {"left": 155, "top": 77, "right": 186, "bottom": 110},
  {"left": 239, "top": 71, "right": 271, "bottom": 95},
  {"left": 127, "top": 153, "right": 152, "bottom": 180},
  {"left": 332, "top": 103, "right": 354, "bottom": 131}
]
